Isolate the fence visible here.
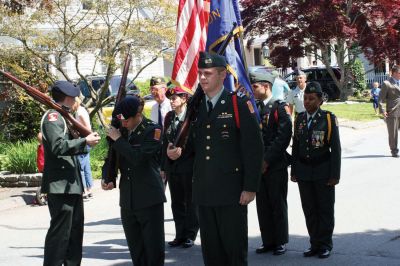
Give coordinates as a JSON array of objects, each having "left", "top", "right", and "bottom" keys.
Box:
[{"left": 365, "top": 72, "right": 388, "bottom": 87}]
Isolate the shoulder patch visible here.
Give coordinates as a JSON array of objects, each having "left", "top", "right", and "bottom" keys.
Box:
[
  {"left": 153, "top": 128, "right": 161, "bottom": 141},
  {"left": 236, "top": 87, "right": 250, "bottom": 98},
  {"left": 246, "top": 100, "right": 255, "bottom": 113},
  {"left": 48, "top": 112, "right": 58, "bottom": 122}
]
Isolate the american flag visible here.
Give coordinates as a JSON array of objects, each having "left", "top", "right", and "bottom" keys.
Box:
[{"left": 171, "top": 0, "right": 210, "bottom": 94}]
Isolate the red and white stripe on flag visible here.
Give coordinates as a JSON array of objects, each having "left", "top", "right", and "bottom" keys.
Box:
[{"left": 171, "top": 0, "right": 210, "bottom": 95}]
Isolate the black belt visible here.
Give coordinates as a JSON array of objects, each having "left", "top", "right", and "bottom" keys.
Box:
[{"left": 299, "top": 153, "right": 330, "bottom": 165}]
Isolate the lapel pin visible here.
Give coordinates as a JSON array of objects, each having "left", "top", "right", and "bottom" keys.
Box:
[{"left": 221, "top": 100, "right": 225, "bottom": 104}]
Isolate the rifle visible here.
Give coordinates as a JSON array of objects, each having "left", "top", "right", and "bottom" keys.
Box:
[
  {"left": 0, "top": 70, "right": 92, "bottom": 137},
  {"left": 104, "top": 46, "right": 132, "bottom": 187},
  {"left": 173, "top": 23, "right": 237, "bottom": 148}
]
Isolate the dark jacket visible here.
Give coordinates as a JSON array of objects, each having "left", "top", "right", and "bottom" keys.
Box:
[
  {"left": 188, "top": 89, "right": 264, "bottom": 206},
  {"left": 41, "top": 109, "right": 88, "bottom": 194},
  {"left": 291, "top": 108, "right": 341, "bottom": 181},
  {"left": 105, "top": 117, "right": 166, "bottom": 210},
  {"left": 161, "top": 110, "right": 194, "bottom": 174},
  {"left": 259, "top": 99, "right": 292, "bottom": 170}
]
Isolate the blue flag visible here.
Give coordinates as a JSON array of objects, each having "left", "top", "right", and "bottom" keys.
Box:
[{"left": 206, "top": 0, "right": 259, "bottom": 120}]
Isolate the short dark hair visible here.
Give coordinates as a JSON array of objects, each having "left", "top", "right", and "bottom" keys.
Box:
[{"left": 51, "top": 88, "right": 66, "bottom": 102}]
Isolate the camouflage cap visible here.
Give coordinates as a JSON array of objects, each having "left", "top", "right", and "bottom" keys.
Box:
[
  {"left": 150, "top": 76, "right": 166, "bottom": 86},
  {"left": 305, "top": 81, "right": 323, "bottom": 95},
  {"left": 198, "top": 52, "right": 227, "bottom": 69},
  {"left": 249, "top": 70, "right": 275, "bottom": 85}
]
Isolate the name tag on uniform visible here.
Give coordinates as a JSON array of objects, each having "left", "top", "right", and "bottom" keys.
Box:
[{"left": 217, "top": 112, "right": 233, "bottom": 119}]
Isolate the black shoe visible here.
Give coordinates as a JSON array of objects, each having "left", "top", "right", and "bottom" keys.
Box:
[
  {"left": 182, "top": 239, "right": 194, "bottom": 248},
  {"left": 168, "top": 238, "right": 184, "bottom": 247},
  {"left": 273, "top": 244, "right": 286, "bottom": 255},
  {"left": 392, "top": 153, "right": 399, "bottom": 158},
  {"left": 255, "top": 244, "right": 274, "bottom": 254},
  {"left": 318, "top": 249, "right": 331, "bottom": 259},
  {"left": 303, "top": 247, "right": 319, "bottom": 257}
]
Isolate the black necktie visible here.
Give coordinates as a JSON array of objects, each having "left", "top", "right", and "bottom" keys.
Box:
[
  {"left": 257, "top": 101, "right": 265, "bottom": 113},
  {"left": 207, "top": 100, "right": 213, "bottom": 116},
  {"left": 158, "top": 104, "right": 162, "bottom": 126}
]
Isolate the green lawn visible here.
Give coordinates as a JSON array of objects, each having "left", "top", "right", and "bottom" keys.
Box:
[{"left": 321, "top": 102, "right": 380, "bottom": 121}]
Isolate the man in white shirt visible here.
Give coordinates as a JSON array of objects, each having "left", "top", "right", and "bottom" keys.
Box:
[
  {"left": 286, "top": 70, "right": 307, "bottom": 116},
  {"left": 149, "top": 77, "right": 172, "bottom": 126}
]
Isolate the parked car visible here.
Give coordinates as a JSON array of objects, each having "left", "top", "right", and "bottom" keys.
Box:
[
  {"left": 284, "top": 67, "right": 341, "bottom": 101},
  {"left": 78, "top": 75, "right": 137, "bottom": 102}
]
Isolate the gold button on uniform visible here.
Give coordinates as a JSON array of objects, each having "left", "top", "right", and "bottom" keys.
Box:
[
  {"left": 206, "top": 156, "right": 210, "bottom": 160},
  {"left": 235, "top": 168, "right": 239, "bottom": 172},
  {"left": 207, "top": 125, "right": 211, "bottom": 128},
  {"left": 206, "top": 146, "right": 210, "bottom": 150},
  {"left": 206, "top": 136, "right": 210, "bottom": 140}
]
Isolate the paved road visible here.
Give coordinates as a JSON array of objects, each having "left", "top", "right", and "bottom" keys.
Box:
[{"left": 0, "top": 120, "right": 399, "bottom": 265}]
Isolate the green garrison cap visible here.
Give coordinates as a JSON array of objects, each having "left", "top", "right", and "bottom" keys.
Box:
[
  {"left": 198, "top": 52, "right": 227, "bottom": 68},
  {"left": 305, "top": 81, "right": 323, "bottom": 95},
  {"left": 150, "top": 76, "right": 166, "bottom": 86},
  {"left": 249, "top": 70, "right": 275, "bottom": 84}
]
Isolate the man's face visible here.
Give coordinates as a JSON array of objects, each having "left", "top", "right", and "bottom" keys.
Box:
[
  {"left": 169, "top": 95, "right": 187, "bottom": 110},
  {"left": 198, "top": 67, "right": 226, "bottom": 95},
  {"left": 392, "top": 70, "right": 400, "bottom": 80},
  {"left": 150, "top": 85, "right": 166, "bottom": 103},
  {"left": 252, "top": 82, "right": 270, "bottom": 100},
  {"left": 296, "top": 75, "right": 307, "bottom": 88},
  {"left": 303, "top": 93, "right": 322, "bottom": 114},
  {"left": 65, "top": 96, "right": 76, "bottom": 109},
  {"left": 120, "top": 113, "right": 141, "bottom": 131}
]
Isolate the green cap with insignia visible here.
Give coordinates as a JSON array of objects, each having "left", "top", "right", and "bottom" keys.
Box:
[
  {"left": 198, "top": 52, "right": 227, "bottom": 68},
  {"left": 305, "top": 81, "right": 323, "bottom": 95},
  {"left": 150, "top": 76, "right": 166, "bottom": 86},
  {"left": 249, "top": 70, "right": 275, "bottom": 85}
]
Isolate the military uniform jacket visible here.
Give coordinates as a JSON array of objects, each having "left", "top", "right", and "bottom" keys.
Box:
[
  {"left": 41, "top": 109, "right": 88, "bottom": 194},
  {"left": 379, "top": 77, "right": 400, "bottom": 117},
  {"left": 110, "top": 117, "right": 166, "bottom": 210},
  {"left": 188, "top": 89, "right": 264, "bottom": 206},
  {"left": 259, "top": 100, "right": 292, "bottom": 170},
  {"left": 161, "top": 111, "right": 194, "bottom": 174},
  {"left": 291, "top": 109, "right": 341, "bottom": 181}
]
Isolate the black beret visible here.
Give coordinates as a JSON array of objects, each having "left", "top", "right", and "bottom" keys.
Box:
[
  {"left": 198, "top": 52, "right": 227, "bottom": 68},
  {"left": 51, "top": 80, "right": 80, "bottom": 97},
  {"left": 114, "top": 95, "right": 141, "bottom": 119},
  {"left": 150, "top": 76, "right": 166, "bottom": 86},
  {"left": 305, "top": 81, "right": 323, "bottom": 95}
]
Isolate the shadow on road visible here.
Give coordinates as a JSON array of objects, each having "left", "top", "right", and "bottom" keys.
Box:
[{"left": 342, "top": 155, "right": 390, "bottom": 159}]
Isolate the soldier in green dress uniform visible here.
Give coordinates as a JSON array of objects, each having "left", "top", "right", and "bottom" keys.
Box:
[
  {"left": 161, "top": 86, "right": 199, "bottom": 248},
  {"left": 102, "top": 95, "right": 166, "bottom": 265},
  {"left": 249, "top": 71, "right": 292, "bottom": 256},
  {"left": 167, "top": 52, "right": 263, "bottom": 266},
  {"left": 291, "top": 81, "right": 341, "bottom": 259},
  {"left": 41, "top": 81, "right": 101, "bottom": 266}
]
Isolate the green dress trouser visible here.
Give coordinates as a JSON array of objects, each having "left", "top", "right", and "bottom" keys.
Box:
[
  {"left": 198, "top": 205, "right": 248, "bottom": 266},
  {"left": 44, "top": 194, "right": 84, "bottom": 266},
  {"left": 256, "top": 168, "right": 289, "bottom": 246},
  {"left": 121, "top": 203, "right": 165, "bottom": 266},
  {"left": 298, "top": 179, "right": 335, "bottom": 250}
]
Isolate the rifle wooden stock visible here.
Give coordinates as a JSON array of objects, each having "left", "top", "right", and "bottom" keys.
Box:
[
  {"left": 0, "top": 70, "right": 92, "bottom": 137},
  {"left": 105, "top": 49, "right": 132, "bottom": 187}
]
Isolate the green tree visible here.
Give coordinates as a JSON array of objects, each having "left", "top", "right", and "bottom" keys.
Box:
[{"left": 0, "top": 0, "right": 177, "bottom": 126}]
